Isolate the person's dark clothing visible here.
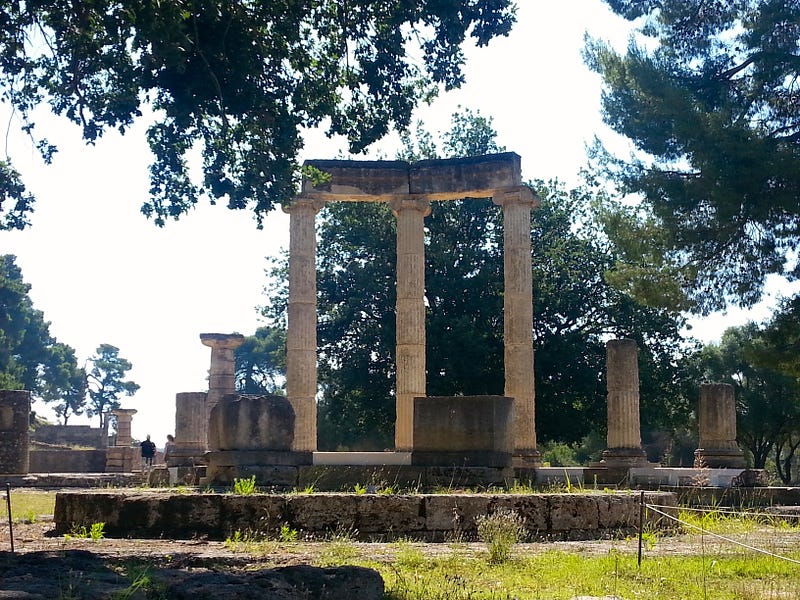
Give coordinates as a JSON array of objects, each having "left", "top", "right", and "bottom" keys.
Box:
[{"left": 140, "top": 439, "right": 156, "bottom": 466}]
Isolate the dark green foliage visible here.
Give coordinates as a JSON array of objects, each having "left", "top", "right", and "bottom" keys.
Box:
[
  {"left": 0, "top": 0, "right": 515, "bottom": 229},
  {"left": 586, "top": 0, "right": 800, "bottom": 312},
  {"left": 86, "top": 343, "right": 139, "bottom": 428},
  {"left": 0, "top": 254, "right": 85, "bottom": 422},
  {"left": 235, "top": 326, "right": 285, "bottom": 395}
]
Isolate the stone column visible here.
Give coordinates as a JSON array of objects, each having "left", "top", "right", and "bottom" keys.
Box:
[
  {"left": 0, "top": 390, "right": 30, "bottom": 474},
  {"left": 493, "top": 188, "right": 539, "bottom": 462},
  {"left": 111, "top": 408, "right": 137, "bottom": 447},
  {"left": 106, "top": 407, "right": 137, "bottom": 473},
  {"left": 602, "top": 339, "right": 647, "bottom": 465},
  {"left": 392, "top": 198, "right": 431, "bottom": 451},
  {"left": 695, "top": 383, "right": 746, "bottom": 468},
  {"left": 283, "top": 199, "right": 325, "bottom": 452},
  {"left": 200, "top": 333, "right": 244, "bottom": 449}
]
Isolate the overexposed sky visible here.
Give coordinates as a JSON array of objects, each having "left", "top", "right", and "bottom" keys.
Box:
[{"left": 3, "top": 2, "right": 788, "bottom": 446}]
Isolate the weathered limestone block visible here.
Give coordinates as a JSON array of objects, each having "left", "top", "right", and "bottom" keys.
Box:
[
  {"left": 209, "top": 394, "right": 295, "bottom": 451},
  {"left": 0, "top": 390, "right": 30, "bottom": 474},
  {"left": 352, "top": 495, "right": 425, "bottom": 534},
  {"left": 201, "top": 333, "right": 245, "bottom": 448},
  {"left": 169, "top": 391, "right": 208, "bottom": 467},
  {"left": 220, "top": 495, "right": 288, "bottom": 536},
  {"left": 411, "top": 396, "right": 514, "bottom": 467},
  {"left": 488, "top": 494, "right": 549, "bottom": 533},
  {"left": 104, "top": 446, "right": 138, "bottom": 473},
  {"left": 111, "top": 408, "right": 137, "bottom": 447},
  {"left": 286, "top": 494, "right": 359, "bottom": 533},
  {"left": 549, "top": 494, "right": 600, "bottom": 532},
  {"left": 410, "top": 153, "right": 521, "bottom": 195},
  {"left": 597, "top": 494, "right": 639, "bottom": 529},
  {"left": 424, "top": 494, "right": 491, "bottom": 532}
]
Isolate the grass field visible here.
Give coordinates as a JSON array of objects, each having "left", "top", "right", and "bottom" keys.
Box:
[
  {"left": 5, "top": 490, "right": 800, "bottom": 599},
  {"left": 3, "top": 490, "right": 56, "bottom": 522}
]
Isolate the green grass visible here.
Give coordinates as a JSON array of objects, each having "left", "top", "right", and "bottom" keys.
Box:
[
  {"left": 315, "top": 548, "right": 800, "bottom": 599},
  {"left": 5, "top": 491, "right": 56, "bottom": 522}
]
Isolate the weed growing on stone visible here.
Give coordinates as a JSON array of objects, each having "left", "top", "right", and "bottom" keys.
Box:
[
  {"left": 279, "top": 523, "right": 299, "bottom": 542},
  {"left": 232, "top": 475, "right": 257, "bottom": 495},
  {"left": 476, "top": 509, "right": 525, "bottom": 563},
  {"left": 354, "top": 483, "right": 367, "bottom": 494},
  {"left": 64, "top": 522, "right": 105, "bottom": 541}
]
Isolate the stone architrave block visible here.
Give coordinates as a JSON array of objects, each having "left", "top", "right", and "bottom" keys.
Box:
[
  {"left": 302, "top": 159, "right": 410, "bottom": 196},
  {"left": 423, "top": 494, "right": 491, "bottom": 532},
  {"left": 548, "top": 494, "right": 600, "bottom": 532},
  {"left": 410, "top": 153, "right": 521, "bottom": 195},
  {"left": 220, "top": 495, "right": 288, "bottom": 536},
  {"left": 488, "top": 494, "right": 549, "bottom": 533},
  {"left": 353, "top": 495, "right": 425, "bottom": 535},
  {"left": 287, "top": 494, "right": 359, "bottom": 533}
]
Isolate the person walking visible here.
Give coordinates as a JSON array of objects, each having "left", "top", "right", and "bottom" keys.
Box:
[{"left": 140, "top": 434, "right": 156, "bottom": 467}]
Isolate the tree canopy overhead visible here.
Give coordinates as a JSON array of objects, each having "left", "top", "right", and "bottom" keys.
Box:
[
  {"left": 0, "top": 0, "right": 516, "bottom": 229},
  {"left": 585, "top": 0, "right": 800, "bottom": 313}
]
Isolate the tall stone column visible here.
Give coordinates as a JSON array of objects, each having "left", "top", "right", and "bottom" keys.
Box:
[
  {"left": 111, "top": 408, "right": 137, "bottom": 447},
  {"left": 392, "top": 198, "right": 431, "bottom": 451},
  {"left": 602, "top": 339, "right": 647, "bottom": 465},
  {"left": 284, "top": 199, "right": 325, "bottom": 452},
  {"left": 695, "top": 383, "right": 746, "bottom": 468},
  {"left": 493, "top": 188, "right": 539, "bottom": 462},
  {"left": 200, "top": 333, "right": 244, "bottom": 449},
  {"left": 106, "top": 407, "right": 137, "bottom": 473}
]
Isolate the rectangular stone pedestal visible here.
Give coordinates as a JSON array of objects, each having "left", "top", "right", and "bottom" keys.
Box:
[{"left": 105, "top": 447, "right": 138, "bottom": 473}]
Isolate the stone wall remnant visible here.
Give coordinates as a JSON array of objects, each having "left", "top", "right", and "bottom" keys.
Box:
[
  {"left": 167, "top": 391, "right": 208, "bottom": 467},
  {"left": 0, "top": 390, "right": 30, "bottom": 474}
]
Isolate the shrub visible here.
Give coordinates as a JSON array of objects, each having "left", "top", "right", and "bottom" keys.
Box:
[{"left": 475, "top": 509, "right": 525, "bottom": 563}]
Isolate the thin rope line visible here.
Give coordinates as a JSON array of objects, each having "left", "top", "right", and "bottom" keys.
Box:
[
  {"left": 646, "top": 505, "right": 800, "bottom": 565},
  {"left": 647, "top": 503, "right": 800, "bottom": 520}
]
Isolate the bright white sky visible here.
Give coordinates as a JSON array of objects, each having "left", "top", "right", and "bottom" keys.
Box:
[{"left": 3, "top": 2, "right": 796, "bottom": 447}]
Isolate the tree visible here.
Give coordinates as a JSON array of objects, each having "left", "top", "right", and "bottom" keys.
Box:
[
  {"left": 39, "top": 342, "right": 87, "bottom": 425},
  {"left": 585, "top": 0, "right": 800, "bottom": 313},
  {"left": 0, "top": 254, "right": 86, "bottom": 421},
  {"left": 86, "top": 344, "right": 139, "bottom": 428},
  {"left": 0, "top": 1, "right": 516, "bottom": 230},
  {"left": 235, "top": 326, "right": 285, "bottom": 395},
  {"left": 695, "top": 324, "right": 800, "bottom": 478},
  {"left": 263, "top": 110, "right": 692, "bottom": 452}
]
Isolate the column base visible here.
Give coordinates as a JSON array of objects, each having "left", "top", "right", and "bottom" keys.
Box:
[
  {"left": 513, "top": 449, "right": 542, "bottom": 468},
  {"left": 600, "top": 447, "right": 649, "bottom": 467},
  {"left": 165, "top": 446, "right": 207, "bottom": 468},
  {"left": 694, "top": 448, "right": 747, "bottom": 469}
]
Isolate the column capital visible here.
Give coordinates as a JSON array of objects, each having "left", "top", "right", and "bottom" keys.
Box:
[
  {"left": 390, "top": 197, "right": 431, "bottom": 217},
  {"left": 491, "top": 186, "right": 539, "bottom": 209},
  {"left": 282, "top": 198, "right": 327, "bottom": 214},
  {"left": 200, "top": 333, "right": 245, "bottom": 350}
]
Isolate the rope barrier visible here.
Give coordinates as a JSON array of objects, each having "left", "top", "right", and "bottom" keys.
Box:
[
  {"left": 647, "top": 503, "right": 800, "bottom": 520},
  {"left": 645, "top": 504, "right": 800, "bottom": 565}
]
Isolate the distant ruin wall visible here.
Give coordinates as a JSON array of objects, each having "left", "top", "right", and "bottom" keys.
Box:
[
  {"left": 29, "top": 449, "right": 107, "bottom": 473},
  {"left": 32, "top": 425, "right": 105, "bottom": 448},
  {"left": 0, "top": 390, "right": 30, "bottom": 474}
]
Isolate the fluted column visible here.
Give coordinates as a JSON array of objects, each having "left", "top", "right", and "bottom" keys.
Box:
[
  {"left": 493, "top": 188, "right": 539, "bottom": 460},
  {"left": 603, "top": 339, "right": 647, "bottom": 465},
  {"left": 392, "top": 198, "right": 431, "bottom": 450},
  {"left": 695, "top": 383, "right": 746, "bottom": 468},
  {"left": 284, "top": 198, "right": 325, "bottom": 452},
  {"left": 200, "top": 333, "right": 244, "bottom": 449}
]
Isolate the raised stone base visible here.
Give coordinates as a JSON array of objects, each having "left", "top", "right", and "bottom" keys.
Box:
[
  {"left": 513, "top": 449, "right": 543, "bottom": 468},
  {"left": 600, "top": 447, "right": 648, "bottom": 467},
  {"left": 105, "top": 446, "right": 139, "bottom": 473},
  {"left": 54, "top": 489, "right": 678, "bottom": 541},
  {"left": 202, "top": 450, "right": 313, "bottom": 486},
  {"left": 694, "top": 448, "right": 747, "bottom": 469},
  {"left": 165, "top": 446, "right": 207, "bottom": 468},
  {"left": 411, "top": 450, "right": 511, "bottom": 468}
]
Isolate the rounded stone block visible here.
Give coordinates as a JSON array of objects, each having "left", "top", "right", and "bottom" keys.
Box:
[{"left": 209, "top": 394, "right": 295, "bottom": 451}]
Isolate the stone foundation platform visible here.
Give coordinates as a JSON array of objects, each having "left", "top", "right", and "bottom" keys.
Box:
[{"left": 54, "top": 489, "right": 677, "bottom": 541}]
